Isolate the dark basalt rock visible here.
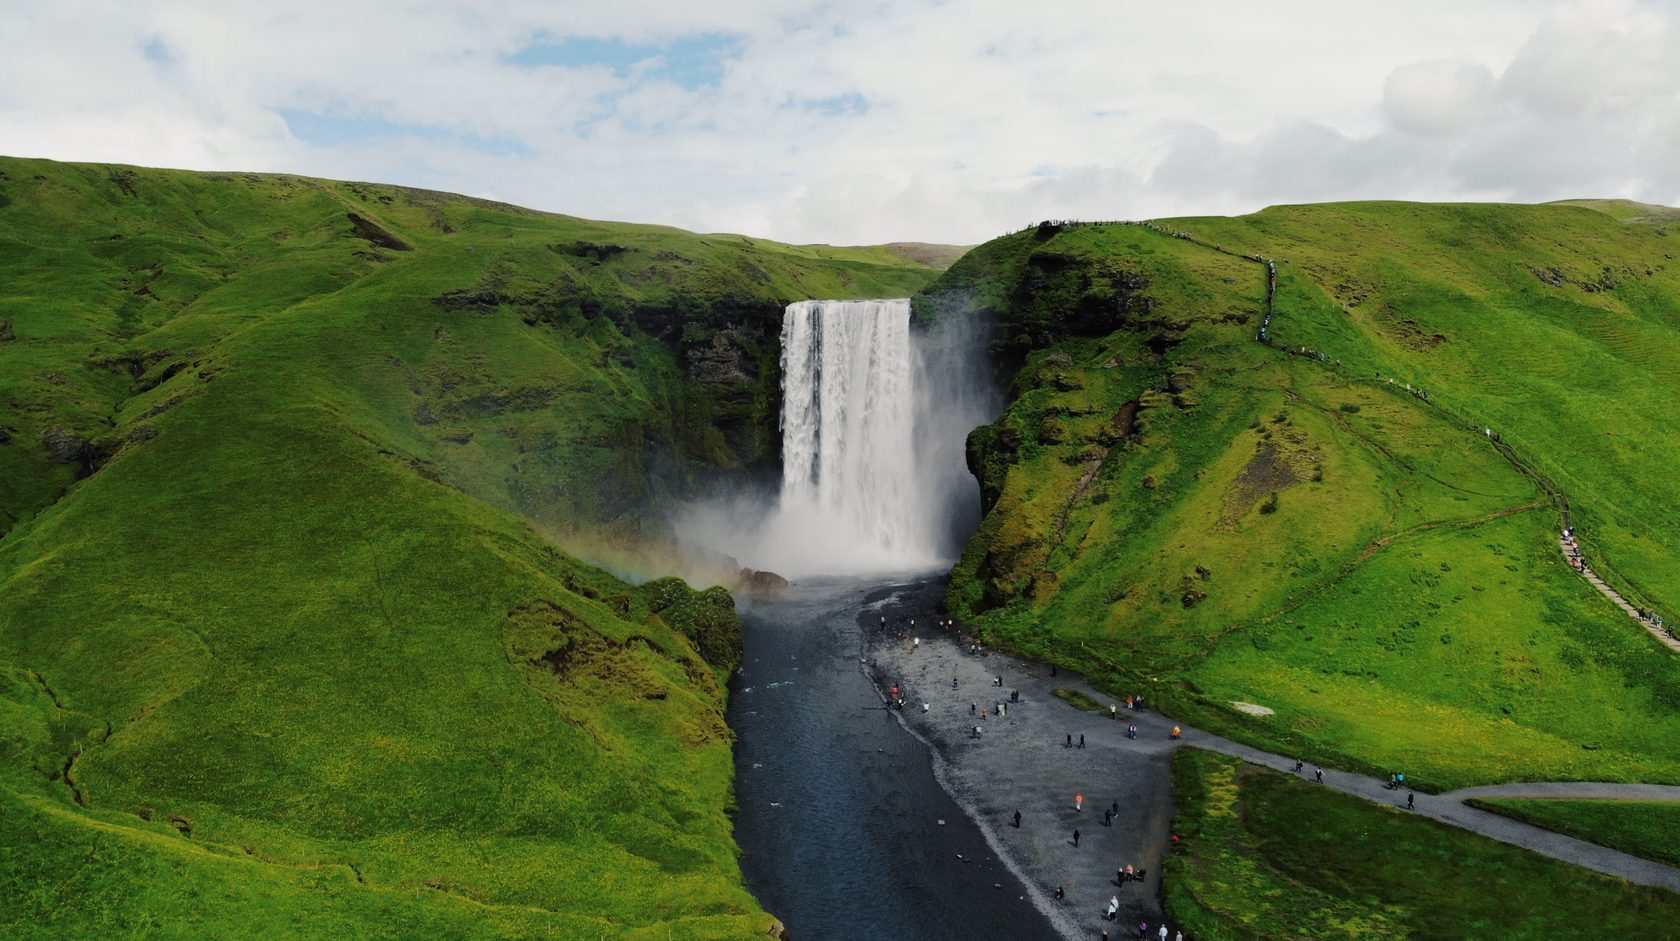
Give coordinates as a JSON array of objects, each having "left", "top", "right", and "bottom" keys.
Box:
[
  {"left": 346, "top": 212, "right": 413, "bottom": 252},
  {"left": 737, "top": 568, "right": 789, "bottom": 596}
]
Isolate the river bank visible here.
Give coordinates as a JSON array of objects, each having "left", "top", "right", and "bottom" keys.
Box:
[{"left": 864, "top": 581, "right": 1176, "bottom": 940}]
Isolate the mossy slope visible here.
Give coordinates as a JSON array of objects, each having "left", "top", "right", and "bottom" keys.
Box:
[
  {"left": 0, "top": 157, "right": 947, "bottom": 939},
  {"left": 930, "top": 206, "right": 1680, "bottom": 791}
]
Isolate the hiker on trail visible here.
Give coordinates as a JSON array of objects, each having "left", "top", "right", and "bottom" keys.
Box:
[
  {"left": 1170, "top": 726, "right": 1181, "bottom": 740},
  {"left": 1106, "top": 896, "right": 1119, "bottom": 920},
  {"left": 1066, "top": 733, "right": 1073, "bottom": 748},
  {"left": 921, "top": 702, "right": 929, "bottom": 713},
  {"left": 1294, "top": 759, "right": 1304, "bottom": 773},
  {"left": 980, "top": 709, "right": 987, "bottom": 720},
  {"left": 1104, "top": 809, "right": 1112, "bottom": 827},
  {"left": 1159, "top": 925, "right": 1168, "bottom": 941},
  {"left": 999, "top": 702, "right": 1007, "bottom": 717},
  {"left": 1112, "top": 800, "right": 1119, "bottom": 816},
  {"left": 892, "top": 684, "right": 899, "bottom": 700},
  {"left": 995, "top": 674, "right": 1003, "bottom": 687},
  {"left": 1110, "top": 703, "right": 1118, "bottom": 719},
  {"left": 1076, "top": 793, "right": 1084, "bottom": 812},
  {"left": 953, "top": 678, "right": 959, "bottom": 689},
  {"left": 1127, "top": 696, "right": 1134, "bottom": 709},
  {"left": 1054, "top": 884, "right": 1064, "bottom": 900},
  {"left": 1138, "top": 921, "right": 1148, "bottom": 939},
  {"left": 1078, "top": 733, "right": 1085, "bottom": 748},
  {"left": 1073, "top": 828, "right": 1080, "bottom": 846},
  {"left": 1013, "top": 810, "right": 1021, "bottom": 828},
  {"left": 1128, "top": 724, "right": 1138, "bottom": 739},
  {"left": 1315, "top": 768, "right": 1324, "bottom": 783},
  {"left": 913, "top": 637, "right": 919, "bottom": 649},
  {"left": 1012, "top": 689, "right": 1020, "bottom": 703},
  {"left": 1408, "top": 792, "right": 1415, "bottom": 810},
  {"left": 971, "top": 702, "right": 976, "bottom": 714},
  {"left": 1124, "top": 864, "right": 1136, "bottom": 881},
  {"left": 972, "top": 725, "right": 982, "bottom": 738}
]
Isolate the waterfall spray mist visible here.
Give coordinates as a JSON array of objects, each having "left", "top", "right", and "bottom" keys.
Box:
[{"left": 675, "top": 297, "right": 1000, "bottom": 579}]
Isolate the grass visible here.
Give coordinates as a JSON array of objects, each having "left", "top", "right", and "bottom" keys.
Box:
[
  {"left": 1465, "top": 798, "right": 1680, "bottom": 869},
  {"left": 929, "top": 210, "right": 1680, "bottom": 791},
  {"left": 1052, "top": 687, "right": 1105, "bottom": 711},
  {"left": 0, "top": 156, "right": 951, "bottom": 938},
  {"left": 1163, "top": 750, "right": 1680, "bottom": 941}
]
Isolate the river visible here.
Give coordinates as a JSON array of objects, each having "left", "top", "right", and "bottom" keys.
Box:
[{"left": 728, "top": 577, "right": 1056, "bottom": 941}]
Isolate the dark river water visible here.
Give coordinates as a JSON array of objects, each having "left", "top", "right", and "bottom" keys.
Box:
[{"left": 728, "top": 577, "right": 1056, "bottom": 941}]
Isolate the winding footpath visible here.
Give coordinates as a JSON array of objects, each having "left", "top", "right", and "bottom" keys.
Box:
[
  {"left": 1561, "top": 534, "right": 1680, "bottom": 653},
  {"left": 866, "top": 602, "right": 1680, "bottom": 941}
]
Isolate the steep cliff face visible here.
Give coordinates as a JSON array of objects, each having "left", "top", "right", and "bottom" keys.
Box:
[{"left": 0, "top": 159, "right": 952, "bottom": 547}]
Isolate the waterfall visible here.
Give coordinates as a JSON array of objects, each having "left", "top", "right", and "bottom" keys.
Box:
[
  {"left": 778, "top": 299, "right": 925, "bottom": 565},
  {"left": 674, "top": 296, "right": 999, "bottom": 579}
]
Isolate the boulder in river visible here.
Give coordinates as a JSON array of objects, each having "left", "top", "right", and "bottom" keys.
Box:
[{"left": 737, "top": 568, "right": 789, "bottom": 596}]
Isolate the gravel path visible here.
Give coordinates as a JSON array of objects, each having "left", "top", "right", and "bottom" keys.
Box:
[
  {"left": 864, "top": 584, "right": 1680, "bottom": 941},
  {"left": 1560, "top": 535, "right": 1680, "bottom": 654}
]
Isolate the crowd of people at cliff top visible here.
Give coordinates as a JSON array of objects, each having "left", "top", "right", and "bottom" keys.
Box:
[
  {"left": 1563, "top": 528, "right": 1672, "bottom": 638},
  {"left": 878, "top": 614, "right": 1197, "bottom": 939}
]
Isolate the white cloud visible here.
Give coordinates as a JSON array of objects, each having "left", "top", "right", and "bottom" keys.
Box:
[{"left": 1, "top": 0, "right": 1675, "bottom": 244}]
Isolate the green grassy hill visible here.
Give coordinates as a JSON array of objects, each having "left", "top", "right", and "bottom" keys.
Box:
[
  {"left": 0, "top": 157, "right": 948, "bottom": 939},
  {"left": 926, "top": 204, "right": 1680, "bottom": 792}
]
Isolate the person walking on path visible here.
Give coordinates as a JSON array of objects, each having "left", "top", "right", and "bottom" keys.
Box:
[
  {"left": 1075, "top": 793, "right": 1084, "bottom": 812},
  {"left": 1407, "top": 792, "right": 1415, "bottom": 810},
  {"left": 1170, "top": 726, "right": 1181, "bottom": 740},
  {"left": 1078, "top": 733, "right": 1086, "bottom": 749},
  {"left": 1103, "top": 808, "right": 1112, "bottom": 827},
  {"left": 1073, "top": 828, "right": 1080, "bottom": 847},
  {"left": 1066, "top": 732, "right": 1073, "bottom": 748},
  {"left": 1012, "top": 810, "right": 1021, "bottom": 828},
  {"left": 1315, "top": 768, "right": 1324, "bottom": 783},
  {"left": 1159, "top": 926, "right": 1168, "bottom": 941}
]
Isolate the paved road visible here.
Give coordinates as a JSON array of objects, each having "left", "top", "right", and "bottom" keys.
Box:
[{"left": 865, "top": 591, "right": 1680, "bottom": 941}]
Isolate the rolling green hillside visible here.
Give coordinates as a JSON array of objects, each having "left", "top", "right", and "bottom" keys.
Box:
[
  {"left": 927, "top": 204, "right": 1680, "bottom": 791},
  {"left": 1165, "top": 750, "right": 1680, "bottom": 941},
  {"left": 0, "top": 157, "right": 947, "bottom": 939}
]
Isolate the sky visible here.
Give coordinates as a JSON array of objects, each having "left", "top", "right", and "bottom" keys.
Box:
[{"left": 2, "top": 0, "right": 1676, "bottom": 245}]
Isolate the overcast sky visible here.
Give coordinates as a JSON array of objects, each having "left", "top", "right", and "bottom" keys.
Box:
[{"left": 3, "top": 0, "right": 1676, "bottom": 244}]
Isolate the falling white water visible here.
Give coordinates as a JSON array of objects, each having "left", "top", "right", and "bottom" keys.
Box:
[
  {"left": 778, "top": 299, "right": 926, "bottom": 566},
  {"left": 674, "top": 296, "right": 1000, "bottom": 579}
]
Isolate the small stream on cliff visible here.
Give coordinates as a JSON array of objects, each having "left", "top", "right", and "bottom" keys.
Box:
[{"left": 728, "top": 577, "right": 1055, "bottom": 940}]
